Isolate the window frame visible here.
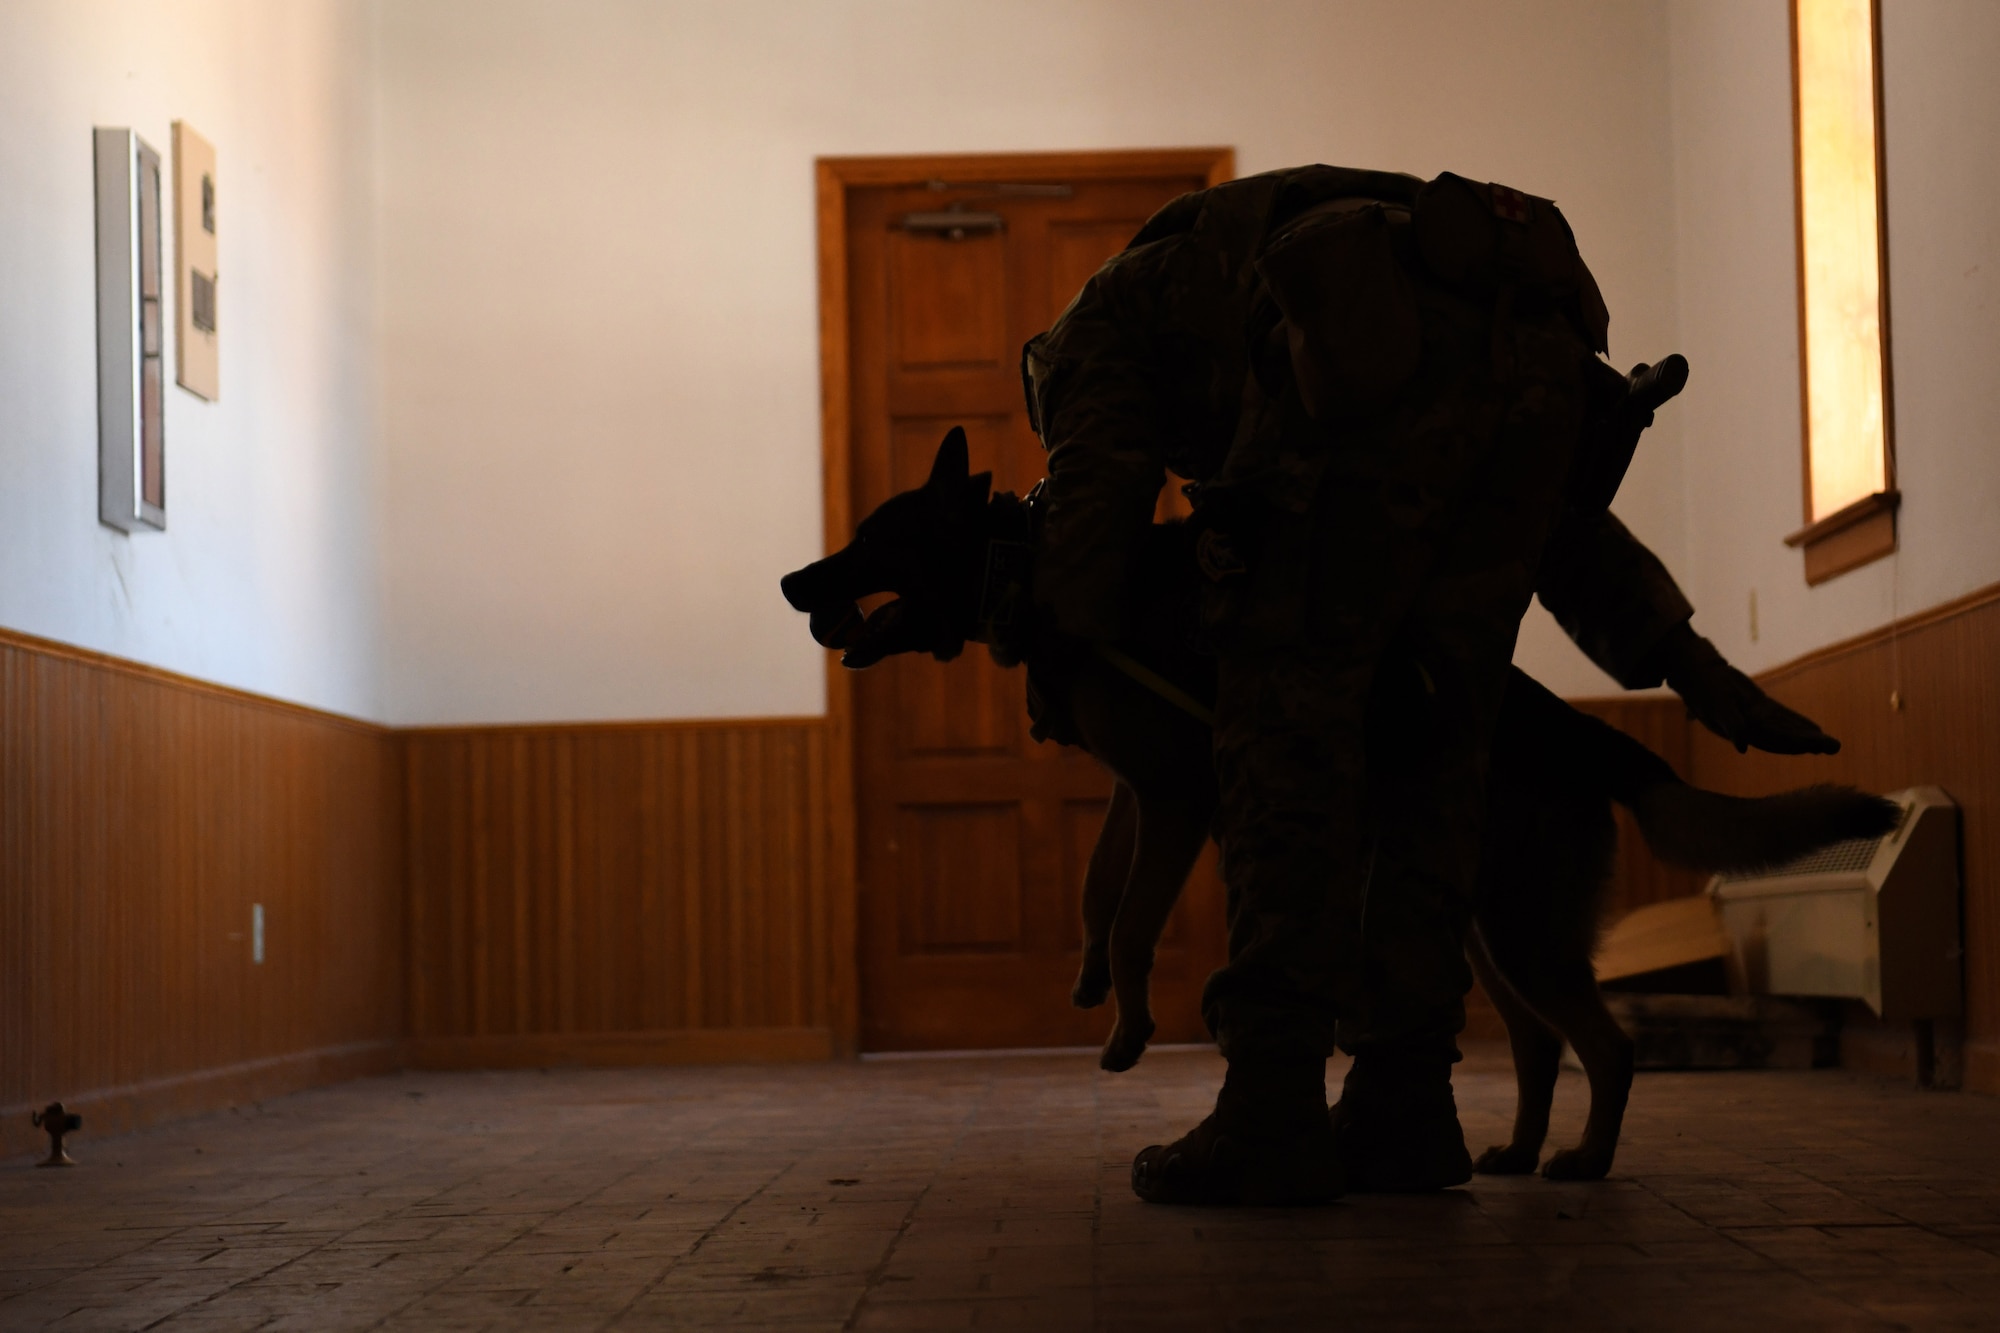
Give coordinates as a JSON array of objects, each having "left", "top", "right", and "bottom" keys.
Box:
[{"left": 1784, "top": 0, "right": 1899, "bottom": 585}]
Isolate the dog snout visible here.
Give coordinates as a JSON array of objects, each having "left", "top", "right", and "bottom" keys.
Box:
[
  {"left": 779, "top": 565, "right": 822, "bottom": 612},
  {"left": 783, "top": 546, "right": 880, "bottom": 614}
]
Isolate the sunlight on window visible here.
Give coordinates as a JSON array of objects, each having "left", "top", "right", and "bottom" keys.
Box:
[{"left": 1795, "top": 0, "right": 1889, "bottom": 520}]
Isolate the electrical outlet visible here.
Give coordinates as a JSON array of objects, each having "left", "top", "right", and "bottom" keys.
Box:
[{"left": 252, "top": 903, "right": 265, "bottom": 964}]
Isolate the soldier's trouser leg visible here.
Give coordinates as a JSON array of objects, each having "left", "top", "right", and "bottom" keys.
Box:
[
  {"left": 1335, "top": 312, "right": 1593, "bottom": 1055},
  {"left": 1195, "top": 558, "right": 1488, "bottom": 1195},
  {"left": 1330, "top": 322, "right": 1591, "bottom": 1188},
  {"left": 1135, "top": 282, "right": 1586, "bottom": 1202},
  {"left": 1130, "top": 645, "right": 1382, "bottom": 1207},
  {"left": 1202, "top": 642, "right": 1401, "bottom": 1067},
  {"left": 1325, "top": 558, "right": 1540, "bottom": 1191},
  {"left": 1197, "top": 310, "right": 1587, "bottom": 1189}
]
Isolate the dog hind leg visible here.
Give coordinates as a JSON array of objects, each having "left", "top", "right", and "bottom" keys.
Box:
[
  {"left": 1520, "top": 975, "right": 1633, "bottom": 1181},
  {"left": 1468, "top": 926, "right": 1562, "bottom": 1174},
  {"left": 1482, "top": 924, "right": 1634, "bottom": 1181},
  {"left": 1074, "top": 782, "right": 1139, "bottom": 1010},
  {"left": 1100, "top": 788, "right": 1214, "bottom": 1072}
]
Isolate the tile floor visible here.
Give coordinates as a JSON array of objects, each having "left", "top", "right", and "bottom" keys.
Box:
[{"left": 5, "top": 1046, "right": 1999, "bottom": 1331}]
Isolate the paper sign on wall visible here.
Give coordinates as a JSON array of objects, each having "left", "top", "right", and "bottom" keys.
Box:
[{"left": 173, "top": 121, "right": 218, "bottom": 401}]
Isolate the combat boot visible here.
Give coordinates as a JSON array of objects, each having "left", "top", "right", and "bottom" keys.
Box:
[
  {"left": 1330, "top": 1042, "right": 1473, "bottom": 1191},
  {"left": 1131, "top": 1059, "right": 1344, "bottom": 1206}
]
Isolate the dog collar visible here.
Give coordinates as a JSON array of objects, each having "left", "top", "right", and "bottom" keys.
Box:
[{"left": 971, "top": 484, "right": 1041, "bottom": 651}]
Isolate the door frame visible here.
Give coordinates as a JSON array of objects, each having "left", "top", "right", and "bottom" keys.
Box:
[{"left": 812, "top": 148, "right": 1235, "bottom": 1055}]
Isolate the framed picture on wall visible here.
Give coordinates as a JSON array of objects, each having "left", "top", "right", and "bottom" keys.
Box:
[{"left": 95, "top": 126, "right": 167, "bottom": 533}]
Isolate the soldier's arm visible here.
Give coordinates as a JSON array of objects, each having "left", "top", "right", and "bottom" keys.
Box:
[
  {"left": 1535, "top": 509, "right": 1691, "bottom": 690},
  {"left": 1537, "top": 511, "right": 1838, "bottom": 755},
  {"left": 1649, "top": 623, "right": 1839, "bottom": 754}
]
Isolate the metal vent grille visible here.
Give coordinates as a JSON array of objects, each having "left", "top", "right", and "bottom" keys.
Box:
[{"left": 1714, "top": 833, "right": 1883, "bottom": 885}]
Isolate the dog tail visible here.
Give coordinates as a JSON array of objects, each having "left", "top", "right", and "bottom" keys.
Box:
[
  {"left": 1630, "top": 782, "right": 1901, "bottom": 873},
  {"left": 1504, "top": 671, "right": 1901, "bottom": 873}
]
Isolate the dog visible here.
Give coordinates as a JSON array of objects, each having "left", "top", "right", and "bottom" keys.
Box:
[{"left": 782, "top": 427, "right": 1898, "bottom": 1180}]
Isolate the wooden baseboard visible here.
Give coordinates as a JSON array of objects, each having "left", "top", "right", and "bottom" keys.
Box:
[
  {"left": 404, "top": 1027, "right": 837, "bottom": 1070},
  {"left": 1835, "top": 1003, "right": 1954, "bottom": 1085},
  {"left": 2, "top": 1040, "right": 401, "bottom": 1162},
  {"left": 1965, "top": 1040, "right": 2000, "bottom": 1097}
]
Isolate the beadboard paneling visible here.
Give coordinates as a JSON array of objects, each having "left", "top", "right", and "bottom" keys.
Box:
[
  {"left": 402, "top": 719, "right": 836, "bottom": 1063},
  {"left": 0, "top": 629, "right": 404, "bottom": 1158}
]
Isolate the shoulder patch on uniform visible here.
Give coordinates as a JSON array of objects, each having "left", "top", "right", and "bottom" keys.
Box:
[{"left": 1489, "top": 183, "right": 1533, "bottom": 225}]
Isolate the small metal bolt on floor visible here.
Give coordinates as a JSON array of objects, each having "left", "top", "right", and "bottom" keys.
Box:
[{"left": 31, "top": 1102, "right": 81, "bottom": 1167}]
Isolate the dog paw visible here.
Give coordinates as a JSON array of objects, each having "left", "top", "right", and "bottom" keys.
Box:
[
  {"left": 1071, "top": 971, "right": 1111, "bottom": 1009},
  {"left": 1541, "top": 1147, "right": 1612, "bottom": 1182},
  {"left": 1099, "top": 1020, "right": 1154, "bottom": 1073},
  {"left": 1473, "top": 1144, "right": 1541, "bottom": 1176}
]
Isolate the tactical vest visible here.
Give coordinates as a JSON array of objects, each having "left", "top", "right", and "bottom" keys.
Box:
[{"left": 1256, "top": 172, "right": 1609, "bottom": 423}]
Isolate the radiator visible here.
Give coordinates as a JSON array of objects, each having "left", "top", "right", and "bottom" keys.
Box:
[{"left": 1708, "top": 786, "right": 1961, "bottom": 1020}]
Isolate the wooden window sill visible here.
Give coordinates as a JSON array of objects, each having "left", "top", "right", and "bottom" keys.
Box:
[{"left": 1785, "top": 489, "right": 1899, "bottom": 585}]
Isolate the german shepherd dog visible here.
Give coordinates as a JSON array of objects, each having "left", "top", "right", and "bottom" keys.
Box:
[{"left": 781, "top": 428, "right": 1896, "bottom": 1180}]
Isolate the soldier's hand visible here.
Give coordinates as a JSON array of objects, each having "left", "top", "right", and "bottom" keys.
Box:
[{"left": 1662, "top": 630, "right": 1841, "bottom": 756}]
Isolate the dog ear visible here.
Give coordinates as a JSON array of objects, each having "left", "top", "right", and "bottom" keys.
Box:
[{"left": 926, "top": 426, "right": 970, "bottom": 499}]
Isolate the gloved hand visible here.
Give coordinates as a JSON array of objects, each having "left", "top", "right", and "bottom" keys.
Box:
[{"left": 1658, "top": 626, "right": 1840, "bottom": 755}]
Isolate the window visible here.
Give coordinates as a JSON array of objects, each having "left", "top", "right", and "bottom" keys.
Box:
[{"left": 1785, "top": 0, "right": 1897, "bottom": 584}]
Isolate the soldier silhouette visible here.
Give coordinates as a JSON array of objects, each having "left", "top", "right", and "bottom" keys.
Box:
[{"left": 1022, "top": 165, "right": 1835, "bottom": 1204}]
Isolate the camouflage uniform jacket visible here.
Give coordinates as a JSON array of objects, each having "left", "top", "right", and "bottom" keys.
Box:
[{"left": 1021, "top": 164, "right": 1691, "bottom": 689}]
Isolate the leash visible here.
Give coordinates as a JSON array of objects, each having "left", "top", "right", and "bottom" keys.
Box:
[
  {"left": 1092, "top": 644, "right": 1216, "bottom": 728},
  {"left": 974, "top": 481, "right": 1216, "bottom": 729}
]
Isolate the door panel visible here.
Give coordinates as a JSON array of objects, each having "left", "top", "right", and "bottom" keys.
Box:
[
  {"left": 1047, "top": 219, "right": 1148, "bottom": 322},
  {"left": 890, "top": 230, "right": 1011, "bottom": 369},
  {"left": 897, "top": 804, "right": 1025, "bottom": 955},
  {"left": 845, "top": 162, "right": 1227, "bottom": 1051}
]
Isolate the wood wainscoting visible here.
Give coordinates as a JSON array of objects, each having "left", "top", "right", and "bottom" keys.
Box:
[
  {"left": 1685, "top": 583, "right": 2000, "bottom": 1092},
  {"left": 0, "top": 629, "right": 404, "bottom": 1159},
  {"left": 401, "top": 718, "right": 842, "bottom": 1067}
]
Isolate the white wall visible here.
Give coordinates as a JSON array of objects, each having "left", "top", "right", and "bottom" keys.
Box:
[
  {"left": 10, "top": 3, "right": 1982, "bottom": 728},
  {"left": 377, "top": 0, "right": 1687, "bottom": 724},
  {"left": 0, "top": 1, "right": 382, "bottom": 718},
  {"left": 1668, "top": 0, "right": 2000, "bottom": 675}
]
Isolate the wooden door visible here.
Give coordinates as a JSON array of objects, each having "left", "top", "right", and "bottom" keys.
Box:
[{"left": 836, "top": 154, "right": 1230, "bottom": 1051}]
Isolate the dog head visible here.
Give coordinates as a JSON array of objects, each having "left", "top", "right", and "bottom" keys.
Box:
[{"left": 779, "top": 426, "right": 992, "bottom": 668}]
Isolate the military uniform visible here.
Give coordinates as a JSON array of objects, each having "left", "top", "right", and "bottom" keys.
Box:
[{"left": 1023, "top": 166, "right": 1691, "bottom": 1082}]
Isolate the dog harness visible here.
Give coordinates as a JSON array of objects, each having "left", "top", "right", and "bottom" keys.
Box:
[{"left": 974, "top": 482, "right": 1219, "bottom": 735}]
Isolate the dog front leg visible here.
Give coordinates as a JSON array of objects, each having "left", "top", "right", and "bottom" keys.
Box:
[
  {"left": 1100, "top": 789, "right": 1214, "bottom": 1072},
  {"left": 1469, "top": 926, "right": 1563, "bottom": 1175},
  {"left": 1073, "top": 782, "right": 1139, "bottom": 1010}
]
